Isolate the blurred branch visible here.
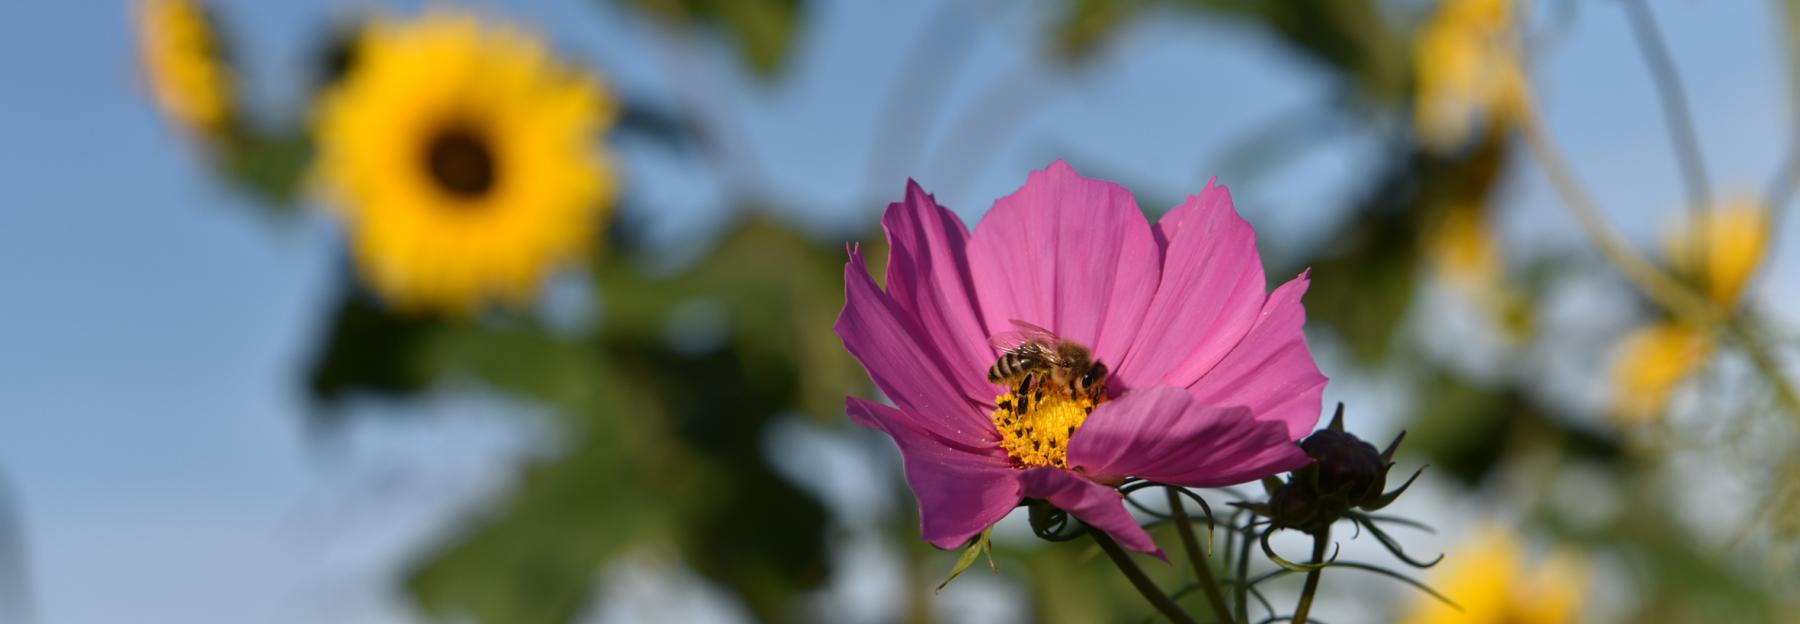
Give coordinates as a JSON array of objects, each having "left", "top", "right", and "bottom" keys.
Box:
[
  {"left": 1201, "top": 96, "right": 1348, "bottom": 192},
  {"left": 1622, "top": 0, "right": 1712, "bottom": 208},
  {"left": 1522, "top": 0, "right": 1581, "bottom": 58},
  {"left": 644, "top": 18, "right": 773, "bottom": 204},
  {"left": 0, "top": 468, "right": 31, "bottom": 624},
  {"left": 619, "top": 0, "right": 804, "bottom": 78},
  {"left": 1515, "top": 98, "right": 1712, "bottom": 324},
  {"left": 1724, "top": 316, "right": 1800, "bottom": 425},
  {"left": 861, "top": 0, "right": 982, "bottom": 201},
  {"left": 1621, "top": 0, "right": 1711, "bottom": 293},
  {"left": 1764, "top": 0, "right": 1800, "bottom": 253},
  {"left": 1518, "top": 76, "right": 1800, "bottom": 425},
  {"left": 928, "top": 64, "right": 1052, "bottom": 201},
  {"left": 1725, "top": 459, "right": 1800, "bottom": 553}
]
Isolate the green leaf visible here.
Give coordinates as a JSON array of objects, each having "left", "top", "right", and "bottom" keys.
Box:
[
  {"left": 421, "top": 321, "right": 606, "bottom": 408},
  {"left": 598, "top": 217, "right": 877, "bottom": 421},
  {"left": 304, "top": 288, "right": 444, "bottom": 409},
  {"left": 936, "top": 527, "right": 995, "bottom": 592},
  {"left": 304, "top": 218, "right": 866, "bottom": 621},
  {"left": 1406, "top": 368, "right": 1620, "bottom": 485},
  {"left": 1047, "top": 0, "right": 1150, "bottom": 61},
  {"left": 619, "top": 0, "right": 806, "bottom": 78},
  {"left": 219, "top": 127, "right": 312, "bottom": 207},
  {"left": 406, "top": 365, "right": 674, "bottom": 624}
]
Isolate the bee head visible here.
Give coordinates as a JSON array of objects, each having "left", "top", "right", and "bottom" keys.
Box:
[{"left": 1076, "top": 362, "right": 1108, "bottom": 395}]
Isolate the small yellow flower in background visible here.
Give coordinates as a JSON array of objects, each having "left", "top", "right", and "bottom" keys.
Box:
[
  {"left": 1413, "top": 0, "right": 1526, "bottom": 153},
  {"left": 313, "top": 11, "right": 619, "bottom": 314},
  {"left": 1610, "top": 322, "right": 1711, "bottom": 422},
  {"left": 1664, "top": 199, "right": 1770, "bottom": 307},
  {"left": 1425, "top": 202, "right": 1536, "bottom": 338},
  {"left": 1607, "top": 201, "right": 1769, "bottom": 421},
  {"left": 136, "top": 0, "right": 233, "bottom": 138},
  {"left": 1400, "top": 526, "right": 1584, "bottom": 624},
  {"left": 1426, "top": 202, "right": 1503, "bottom": 291}
]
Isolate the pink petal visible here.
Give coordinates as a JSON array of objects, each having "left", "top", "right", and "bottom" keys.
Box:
[
  {"left": 1184, "top": 272, "right": 1327, "bottom": 440},
  {"left": 966, "top": 161, "right": 1160, "bottom": 366},
  {"left": 1114, "top": 182, "right": 1267, "bottom": 390},
  {"left": 882, "top": 181, "right": 994, "bottom": 403},
  {"left": 1017, "top": 467, "right": 1164, "bottom": 559},
  {"left": 848, "top": 398, "right": 1021, "bottom": 549},
  {"left": 836, "top": 245, "right": 998, "bottom": 448},
  {"left": 1067, "top": 386, "right": 1311, "bottom": 487}
]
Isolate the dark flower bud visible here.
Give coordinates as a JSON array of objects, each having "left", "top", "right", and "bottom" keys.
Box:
[
  {"left": 1240, "top": 404, "right": 1423, "bottom": 535},
  {"left": 1300, "top": 428, "right": 1386, "bottom": 502}
]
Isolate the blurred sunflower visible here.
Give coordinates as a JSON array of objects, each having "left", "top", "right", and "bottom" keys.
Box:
[
  {"left": 135, "top": 0, "right": 233, "bottom": 138},
  {"left": 1400, "top": 526, "right": 1584, "bottom": 624},
  {"left": 1664, "top": 201, "right": 1770, "bottom": 306},
  {"left": 1413, "top": 0, "right": 1526, "bottom": 153},
  {"left": 1424, "top": 202, "right": 1535, "bottom": 338},
  {"left": 1611, "top": 322, "right": 1711, "bottom": 420},
  {"left": 313, "top": 11, "right": 618, "bottom": 314},
  {"left": 1426, "top": 202, "right": 1502, "bottom": 290},
  {"left": 1609, "top": 200, "right": 1769, "bottom": 422}
]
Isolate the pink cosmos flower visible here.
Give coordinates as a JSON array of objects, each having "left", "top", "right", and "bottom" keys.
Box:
[{"left": 836, "top": 161, "right": 1325, "bottom": 557}]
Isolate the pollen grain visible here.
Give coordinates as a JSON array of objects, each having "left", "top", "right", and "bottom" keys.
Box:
[{"left": 991, "top": 382, "right": 1102, "bottom": 469}]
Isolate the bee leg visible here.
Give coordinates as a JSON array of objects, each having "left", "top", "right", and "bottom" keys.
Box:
[{"left": 1018, "top": 375, "right": 1034, "bottom": 413}]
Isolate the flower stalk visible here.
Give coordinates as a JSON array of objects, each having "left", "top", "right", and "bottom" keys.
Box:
[
  {"left": 1234, "top": 518, "right": 1255, "bottom": 621},
  {"left": 1290, "top": 527, "right": 1331, "bottom": 624},
  {"left": 1166, "top": 487, "right": 1236, "bottom": 624},
  {"left": 1091, "top": 530, "right": 1198, "bottom": 624}
]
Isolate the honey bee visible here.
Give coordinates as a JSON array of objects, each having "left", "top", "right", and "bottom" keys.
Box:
[{"left": 986, "top": 320, "right": 1109, "bottom": 399}]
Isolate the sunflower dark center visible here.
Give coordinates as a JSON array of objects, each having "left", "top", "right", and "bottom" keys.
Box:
[{"left": 424, "top": 126, "right": 496, "bottom": 199}]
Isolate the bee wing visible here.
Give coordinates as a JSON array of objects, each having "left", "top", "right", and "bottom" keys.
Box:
[
  {"left": 1006, "top": 319, "right": 1060, "bottom": 341},
  {"left": 987, "top": 320, "right": 1066, "bottom": 362}
]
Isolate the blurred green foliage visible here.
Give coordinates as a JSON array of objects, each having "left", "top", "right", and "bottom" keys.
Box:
[
  {"left": 620, "top": 0, "right": 805, "bottom": 77},
  {"left": 301, "top": 218, "right": 870, "bottom": 622},
  {"left": 178, "top": 0, "right": 1800, "bottom": 620}
]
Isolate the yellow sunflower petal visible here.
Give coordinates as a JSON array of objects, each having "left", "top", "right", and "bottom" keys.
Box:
[
  {"left": 1401, "top": 526, "right": 1585, "bottom": 624},
  {"left": 1610, "top": 321, "right": 1711, "bottom": 422},
  {"left": 1513, "top": 551, "right": 1586, "bottom": 624},
  {"left": 1413, "top": 0, "right": 1526, "bottom": 152},
  {"left": 1400, "top": 526, "right": 1521, "bottom": 624},
  {"left": 313, "top": 10, "right": 618, "bottom": 315},
  {"left": 136, "top": 0, "right": 233, "bottom": 137},
  {"left": 1664, "top": 200, "right": 1770, "bottom": 306},
  {"left": 1427, "top": 202, "right": 1503, "bottom": 290}
]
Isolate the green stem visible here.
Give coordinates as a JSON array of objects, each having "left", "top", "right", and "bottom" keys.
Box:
[
  {"left": 1518, "top": 71, "right": 1800, "bottom": 427},
  {"left": 1091, "top": 530, "right": 1198, "bottom": 624},
  {"left": 1622, "top": 0, "right": 1712, "bottom": 208},
  {"left": 1234, "top": 522, "right": 1254, "bottom": 621},
  {"left": 1165, "top": 487, "right": 1237, "bottom": 624},
  {"left": 1763, "top": 0, "right": 1800, "bottom": 232},
  {"left": 1517, "top": 98, "right": 1713, "bottom": 325},
  {"left": 1291, "top": 528, "right": 1331, "bottom": 624},
  {"left": 1622, "top": 0, "right": 1712, "bottom": 296},
  {"left": 1726, "top": 317, "right": 1800, "bottom": 422}
]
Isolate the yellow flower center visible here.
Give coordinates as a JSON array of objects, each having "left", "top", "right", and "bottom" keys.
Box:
[{"left": 991, "top": 381, "right": 1104, "bottom": 469}]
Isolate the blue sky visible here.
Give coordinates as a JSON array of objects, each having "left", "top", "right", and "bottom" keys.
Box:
[{"left": 0, "top": 1, "right": 1794, "bottom": 622}]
